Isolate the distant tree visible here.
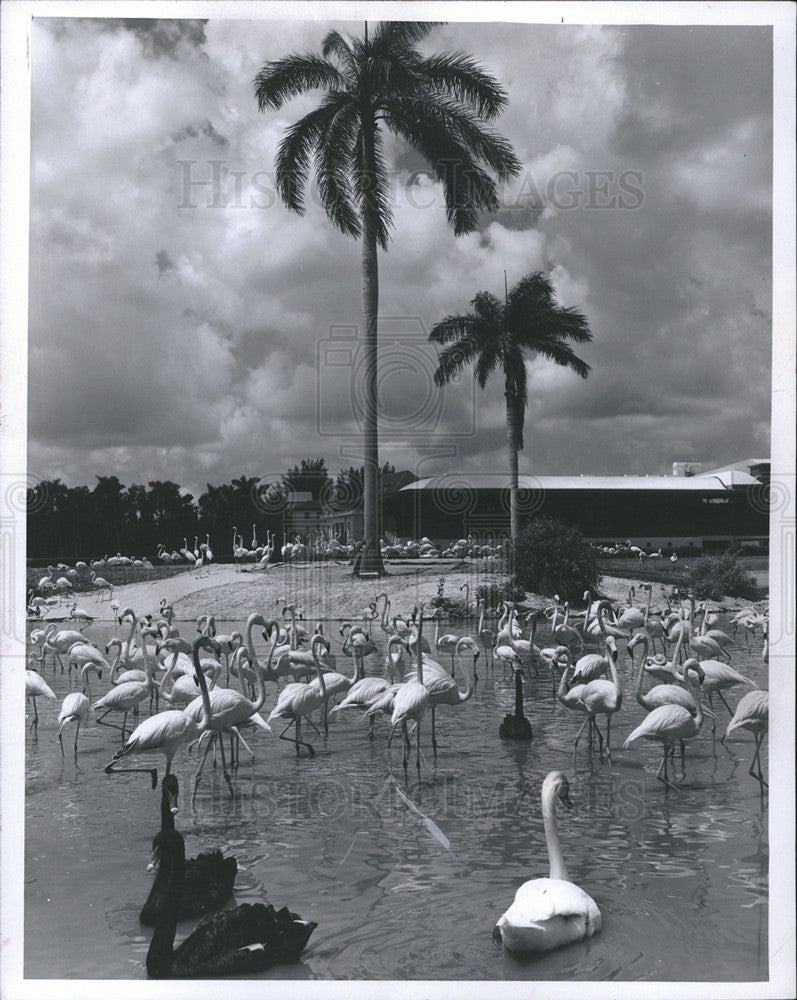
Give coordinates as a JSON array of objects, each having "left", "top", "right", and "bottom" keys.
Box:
[
  {"left": 330, "top": 462, "right": 396, "bottom": 511},
  {"left": 281, "top": 458, "right": 331, "bottom": 501}
]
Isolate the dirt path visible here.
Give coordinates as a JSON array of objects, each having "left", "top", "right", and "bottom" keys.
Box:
[{"left": 48, "top": 561, "right": 709, "bottom": 625}]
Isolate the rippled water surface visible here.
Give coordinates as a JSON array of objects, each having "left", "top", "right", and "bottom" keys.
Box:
[{"left": 24, "top": 613, "right": 769, "bottom": 981}]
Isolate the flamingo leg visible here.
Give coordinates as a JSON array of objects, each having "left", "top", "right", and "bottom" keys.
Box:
[
  {"left": 402, "top": 720, "right": 409, "bottom": 770},
  {"left": 104, "top": 759, "right": 158, "bottom": 789},
  {"left": 573, "top": 716, "right": 590, "bottom": 759},
  {"left": 367, "top": 715, "right": 375, "bottom": 738},
  {"left": 216, "top": 732, "right": 234, "bottom": 797},
  {"left": 193, "top": 734, "right": 215, "bottom": 800},
  {"left": 751, "top": 732, "right": 768, "bottom": 788},
  {"left": 605, "top": 716, "right": 613, "bottom": 764},
  {"left": 58, "top": 721, "right": 67, "bottom": 756},
  {"left": 430, "top": 706, "right": 438, "bottom": 750},
  {"left": 717, "top": 691, "right": 734, "bottom": 718},
  {"left": 73, "top": 719, "right": 81, "bottom": 755},
  {"left": 416, "top": 719, "right": 422, "bottom": 771},
  {"left": 230, "top": 726, "right": 255, "bottom": 764},
  {"left": 387, "top": 721, "right": 400, "bottom": 748},
  {"left": 656, "top": 743, "right": 680, "bottom": 790},
  {"left": 94, "top": 709, "right": 124, "bottom": 732}
]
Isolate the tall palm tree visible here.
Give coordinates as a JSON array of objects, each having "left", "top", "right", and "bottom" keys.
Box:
[
  {"left": 429, "top": 271, "right": 592, "bottom": 547},
  {"left": 254, "top": 21, "right": 521, "bottom": 575}
]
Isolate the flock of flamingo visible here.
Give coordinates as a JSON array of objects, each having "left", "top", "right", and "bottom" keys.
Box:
[{"left": 24, "top": 582, "right": 769, "bottom": 969}]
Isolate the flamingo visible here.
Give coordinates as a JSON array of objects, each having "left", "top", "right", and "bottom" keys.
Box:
[
  {"left": 103, "top": 637, "right": 221, "bottom": 789},
  {"left": 158, "top": 641, "right": 221, "bottom": 707},
  {"left": 475, "top": 597, "right": 495, "bottom": 671},
  {"left": 552, "top": 604, "right": 583, "bottom": 653},
  {"left": 268, "top": 636, "right": 329, "bottom": 757},
  {"left": 389, "top": 605, "right": 430, "bottom": 772},
  {"left": 184, "top": 628, "right": 279, "bottom": 796},
  {"left": 26, "top": 654, "right": 56, "bottom": 725},
  {"left": 91, "top": 571, "right": 113, "bottom": 602},
  {"left": 306, "top": 641, "right": 362, "bottom": 733},
  {"left": 494, "top": 771, "right": 601, "bottom": 954},
  {"left": 330, "top": 668, "right": 395, "bottom": 737},
  {"left": 697, "top": 659, "right": 759, "bottom": 739},
  {"left": 37, "top": 566, "right": 56, "bottom": 593},
  {"left": 91, "top": 642, "right": 158, "bottom": 737},
  {"left": 725, "top": 690, "right": 769, "bottom": 788},
  {"left": 555, "top": 648, "right": 597, "bottom": 750},
  {"left": 630, "top": 634, "right": 705, "bottom": 715},
  {"left": 66, "top": 640, "right": 111, "bottom": 687},
  {"left": 57, "top": 662, "right": 102, "bottom": 756},
  {"left": 432, "top": 609, "right": 459, "bottom": 675},
  {"left": 39, "top": 626, "right": 94, "bottom": 674},
  {"left": 623, "top": 658, "right": 706, "bottom": 789},
  {"left": 614, "top": 587, "right": 645, "bottom": 631},
  {"left": 576, "top": 636, "right": 622, "bottom": 762},
  {"left": 384, "top": 634, "right": 408, "bottom": 683},
  {"left": 68, "top": 602, "right": 94, "bottom": 631},
  {"left": 570, "top": 601, "right": 622, "bottom": 684},
  {"left": 423, "top": 636, "right": 478, "bottom": 750}
]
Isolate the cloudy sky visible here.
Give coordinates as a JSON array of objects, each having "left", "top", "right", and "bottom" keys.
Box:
[{"left": 26, "top": 10, "right": 775, "bottom": 498}]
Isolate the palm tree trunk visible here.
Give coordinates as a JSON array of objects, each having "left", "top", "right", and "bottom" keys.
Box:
[
  {"left": 505, "top": 389, "right": 520, "bottom": 549},
  {"left": 357, "top": 118, "right": 385, "bottom": 577}
]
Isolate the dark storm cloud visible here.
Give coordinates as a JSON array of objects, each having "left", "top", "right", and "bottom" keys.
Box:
[{"left": 26, "top": 17, "right": 774, "bottom": 495}]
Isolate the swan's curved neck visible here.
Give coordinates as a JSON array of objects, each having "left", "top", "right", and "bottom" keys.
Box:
[
  {"left": 147, "top": 832, "right": 184, "bottom": 975},
  {"left": 542, "top": 785, "right": 569, "bottom": 881}
]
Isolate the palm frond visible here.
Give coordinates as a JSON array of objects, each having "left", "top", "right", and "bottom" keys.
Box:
[
  {"left": 274, "top": 99, "right": 345, "bottom": 212},
  {"left": 533, "top": 340, "right": 592, "bottom": 379},
  {"left": 470, "top": 290, "right": 503, "bottom": 326},
  {"left": 386, "top": 94, "right": 521, "bottom": 182},
  {"left": 473, "top": 339, "right": 503, "bottom": 390},
  {"left": 432, "top": 338, "right": 480, "bottom": 386},
  {"left": 428, "top": 313, "right": 477, "bottom": 344},
  {"left": 417, "top": 52, "right": 509, "bottom": 119},
  {"left": 372, "top": 21, "right": 443, "bottom": 53},
  {"left": 353, "top": 125, "right": 393, "bottom": 249},
  {"left": 315, "top": 104, "right": 361, "bottom": 238},
  {"left": 254, "top": 54, "right": 344, "bottom": 111},
  {"left": 321, "top": 30, "right": 358, "bottom": 83}
]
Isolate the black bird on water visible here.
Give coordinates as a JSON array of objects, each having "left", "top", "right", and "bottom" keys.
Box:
[
  {"left": 499, "top": 669, "right": 533, "bottom": 740},
  {"left": 140, "top": 774, "right": 237, "bottom": 926},
  {"left": 146, "top": 827, "right": 317, "bottom": 978}
]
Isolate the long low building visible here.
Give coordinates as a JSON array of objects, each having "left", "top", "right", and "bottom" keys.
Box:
[{"left": 383, "top": 460, "right": 769, "bottom": 551}]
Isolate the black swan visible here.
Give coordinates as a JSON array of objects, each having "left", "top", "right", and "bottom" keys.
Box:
[
  {"left": 140, "top": 774, "right": 237, "bottom": 926},
  {"left": 146, "top": 826, "right": 317, "bottom": 978},
  {"left": 499, "top": 668, "right": 533, "bottom": 740}
]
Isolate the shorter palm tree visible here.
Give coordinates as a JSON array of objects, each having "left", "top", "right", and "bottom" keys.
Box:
[{"left": 429, "top": 271, "right": 592, "bottom": 546}]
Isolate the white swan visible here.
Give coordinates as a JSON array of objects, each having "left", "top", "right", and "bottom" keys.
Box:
[{"left": 494, "top": 771, "right": 601, "bottom": 954}]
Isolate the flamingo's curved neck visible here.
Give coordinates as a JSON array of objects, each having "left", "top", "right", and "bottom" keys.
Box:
[
  {"left": 633, "top": 635, "right": 650, "bottom": 700},
  {"left": 192, "top": 640, "right": 214, "bottom": 731},
  {"left": 542, "top": 783, "right": 569, "bottom": 881},
  {"left": 453, "top": 640, "right": 474, "bottom": 702},
  {"left": 311, "top": 637, "right": 327, "bottom": 696}
]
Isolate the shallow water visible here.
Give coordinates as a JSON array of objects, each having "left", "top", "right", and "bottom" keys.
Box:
[{"left": 24, "top": 613, "right": 768, "bottom": 981}]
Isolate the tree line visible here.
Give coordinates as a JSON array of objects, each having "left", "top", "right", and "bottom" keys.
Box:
[{"left": 25, "top": 460, "right": 395, "bottom": 562}]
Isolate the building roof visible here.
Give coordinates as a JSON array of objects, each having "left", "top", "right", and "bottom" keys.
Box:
[
  {"left": 400, "top": 472, "right": 755, "bottom": 492},
  {"left": 701, "top": 458, "right": 769, "bottom": 477}
]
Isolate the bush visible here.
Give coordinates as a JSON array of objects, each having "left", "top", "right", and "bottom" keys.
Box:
[
  {"left": 513, "top": 516, "right": 601, "bottom": 602},
  {"left": 677, "top": 552, "right": 759, "bottom": 601},
  {"left": 474, "top": 579, "right": 527, "bottom": 612}
]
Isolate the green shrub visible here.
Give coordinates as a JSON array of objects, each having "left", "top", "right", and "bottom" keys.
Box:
[
  {"left": 677, "top": 552, "right": 759, "bottom": 600},
  {"left": 513, "top": 516, "right": 601, "bottom": 602}
]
